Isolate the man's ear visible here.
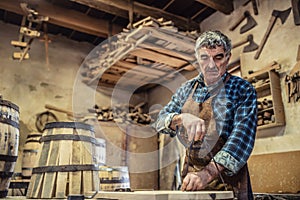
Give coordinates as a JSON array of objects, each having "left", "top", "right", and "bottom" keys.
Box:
[{"left": 226, "top": 53, "right": 232, "bottom": 62}]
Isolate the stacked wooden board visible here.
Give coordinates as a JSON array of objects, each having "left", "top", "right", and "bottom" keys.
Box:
[{"left": 80, "top": 16, "right": 199, "bottom": 92}]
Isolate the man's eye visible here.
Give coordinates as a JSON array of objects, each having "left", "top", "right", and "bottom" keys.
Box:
[
  {"left": 200, "top": 55, "right": 209, "bottom": 60},
  {"left": 214, "top": 56, "right": 223, "bottom": 60}
]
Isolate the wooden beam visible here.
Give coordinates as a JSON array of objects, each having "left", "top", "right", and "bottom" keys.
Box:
[
  {"left": 195, "top": 0, "right": 233, "bottom": 14},
  {"left": 71, "top": 0, "right": 200, "bottom": 30},
  {"left": 70, "top": 0, "right": 128, "bottom": 20},
  {"left": 0, "top": 0, "right": 123, "bottom": 37}
]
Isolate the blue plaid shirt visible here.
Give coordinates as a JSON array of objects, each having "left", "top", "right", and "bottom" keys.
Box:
[{"left": 155, "top": 72, "right": 257, "bottom": 175}]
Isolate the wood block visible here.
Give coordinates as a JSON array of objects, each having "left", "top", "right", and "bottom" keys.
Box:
[
  {"left": 13, "top": 52, "right": 29, "bottom": 59},
  {"left": 20, "top": 27, "right": 40, "bottom": 37},
  {"left": 10, "top": 40, "right": 27, "bottom": 48}
]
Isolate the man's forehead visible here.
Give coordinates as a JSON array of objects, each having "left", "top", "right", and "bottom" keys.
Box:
[{"left": 197, "top": 46, "right": 225, "bottom": 54}]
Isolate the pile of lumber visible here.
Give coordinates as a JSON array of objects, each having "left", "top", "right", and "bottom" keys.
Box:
[
  {"left": 87, "top": 103, "right": 152, "bottom": 125},
  {"left": 80, "top": 16, "right": 199, "bottom": 91}
]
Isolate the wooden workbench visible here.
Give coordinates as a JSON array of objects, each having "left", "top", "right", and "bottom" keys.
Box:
[{"left": 94, "top": 190, "right": 234, "bottom": 200}]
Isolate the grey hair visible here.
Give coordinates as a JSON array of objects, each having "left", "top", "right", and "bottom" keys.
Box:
[{"left": 195, "top": 30, "right": 232, "bottom": 58}]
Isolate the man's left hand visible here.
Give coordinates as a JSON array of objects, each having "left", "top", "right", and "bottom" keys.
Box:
[
  {"left": 181, "top": 162, "right": 224, "bottom": 191},
  {"left": 181, "top": 170, "right": 210, "bottom": 191}
]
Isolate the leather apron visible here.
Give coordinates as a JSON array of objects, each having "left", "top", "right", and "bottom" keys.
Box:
[{"left": 180, "top": 76, "right": 253, "bottom": 200}]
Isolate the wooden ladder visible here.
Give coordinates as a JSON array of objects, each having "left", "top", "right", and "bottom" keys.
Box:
[{"left": 11, "top": 3, "right": 48, "bottom": 62}]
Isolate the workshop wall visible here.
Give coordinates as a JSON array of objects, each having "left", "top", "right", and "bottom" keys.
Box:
[
  {"left": 149, "top": 0, "right": 300, "bottom": 192},
  {"left": 0, "top": 21, "right": 111, "bottom": 172}
]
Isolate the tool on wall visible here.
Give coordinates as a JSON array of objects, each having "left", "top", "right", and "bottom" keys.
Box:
[
  {"left": 254, "top": 7, "right": 291, "bottom": 60},
  {"left": 285, "top": 45, "right": 300, "bottom": 102},
  {"left": 243, "top": 0, "right": 259, "bottom": 15},
  {"left": 10, "top": 3, "right": 48, "bottom": 62},
  {"left": 287, "top": 71, "right": 300, "bottom": 102},
  {"left": 232, "top": 34, "right": 258, "bottom": 52},
  {"left": 251, "top": 0, "right": 259, "bottom": 15},
  {"left": 292, "top": 0, "right": 300, "bottom": 25},
  {"left": 229, "top": 11, "right": 257, "bottom": 33}
]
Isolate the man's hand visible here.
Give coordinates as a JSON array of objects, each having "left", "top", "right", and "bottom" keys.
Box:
[
  {"left": 181, "top": 169, "right": 211, "bottom": 191},
  {"left": 170, "top": 113, "right": 206, "bottom": 141},
  {"left": 181, "top": 162, "right": 224, "bottom": 191}
]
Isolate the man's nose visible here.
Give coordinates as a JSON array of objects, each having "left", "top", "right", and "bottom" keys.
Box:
[{"left": 207, "top": 58, "right": 216, "bottom": 68}]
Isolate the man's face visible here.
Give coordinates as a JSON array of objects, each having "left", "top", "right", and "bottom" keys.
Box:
[{"left": 196, "top": 46, "right": 230, "bottom": 85}]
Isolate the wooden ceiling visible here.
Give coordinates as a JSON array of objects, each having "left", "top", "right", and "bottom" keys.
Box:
[{"left": 0, "top": 0, "right": 234, "bottom": 44}]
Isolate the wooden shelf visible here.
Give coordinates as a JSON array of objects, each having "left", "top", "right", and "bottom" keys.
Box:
[{"left": 247, "top": 69, "right": 285, "bottom": 136}]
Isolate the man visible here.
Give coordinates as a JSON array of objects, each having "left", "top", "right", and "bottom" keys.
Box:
[{"left": 155, "top": 30, "right": 257, "bottom": 199}]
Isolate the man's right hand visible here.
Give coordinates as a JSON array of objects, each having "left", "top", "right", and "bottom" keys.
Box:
[{"left": 171, "top": 113, "right": 206, "bottom": 141}]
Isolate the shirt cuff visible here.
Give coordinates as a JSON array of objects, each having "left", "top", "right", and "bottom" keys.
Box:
[
  {"left": 213, "top": 150, "right": 241, "bottom": 176},
  {"left": 164, "top": 113, "right": 177, "bottom": 137}
]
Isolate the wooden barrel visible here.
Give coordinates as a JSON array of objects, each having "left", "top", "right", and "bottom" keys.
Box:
[
  {"left": 99, "top": 166, "right": 130, "bottom": 191},
  {"left": 0, "top": 98, "right": 19, "bottom": 198},
  {"left": 94, "top": 138, "right": 106, "bottom": 166},
  {"left": 21, "top": 133, "right": 42, "bottom": 179},
  {"left": 26, "top": 122, "right": 100, "bottom": 199}
]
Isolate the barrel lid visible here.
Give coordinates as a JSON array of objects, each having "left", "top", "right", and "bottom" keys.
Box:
[
  {"left": 0, "top": 99, "right": 19, "bottom": 112},
  {"left": 44, "top": 121, "right": 94, "bottom": 132}
]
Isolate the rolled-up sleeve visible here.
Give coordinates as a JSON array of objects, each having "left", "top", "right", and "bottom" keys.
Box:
[
  {"left": 214, "top": 83, "right": 257, "bottom": 175},
  {"left": 154, "top": 80, "right": 194, "bottom": 136}
]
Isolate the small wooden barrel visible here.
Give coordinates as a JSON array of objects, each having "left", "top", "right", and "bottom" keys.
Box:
[
  {"left": 99, "top": 166, "right": 130, "bottom": 191},
  {"left": 94, "top": 138, "right": 106, "bottom": 166},
  {"left": 21, "top": 133, "right": 42, "bottom": 179},
  {"left": 26, "top": 122, "right": 100, "bottom": 199},
  {"left": 0, "top": 98, "right": 19, "bottom": 198}
]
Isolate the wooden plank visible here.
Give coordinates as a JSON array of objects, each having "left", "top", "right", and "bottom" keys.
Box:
[
  {"left": 138, "top": 42, "right": 195, "bottom": 61},
  {"left": 149, "top": 28, "right": 195, "bottom": 51},
  {"left": 116, "top": 61, "right": 169, "bottom": 76},
  {"left": 13, "top": 52, "right": 29, "bottom": 59},
  {"left": 11, "top": 40, "right": 27, "bottom": 47},
  {"left": 130, "top": 48, "right": 187, "bottom": 68},
  {"left": 94, "top": 190, "right": 234, "bottom": 200},
  {"left": 110, "top": 65, "right": 161, "bottom": 79},
  {"left": 195, "top": 0, "right": 233, "bottom": 14}
]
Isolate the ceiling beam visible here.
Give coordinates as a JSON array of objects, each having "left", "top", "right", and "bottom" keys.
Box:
[
  {"left": 195, "top": 0, "right": 233, "bottom": 14},
  {"left": 70, "top": 0, "right": 129, "bottom": 20},
  {"left": 71, "top": 0, "right": 200, "bottom": 30},
  {"left": 0, "top": 0, "right": 123, "bottom": 38}
]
